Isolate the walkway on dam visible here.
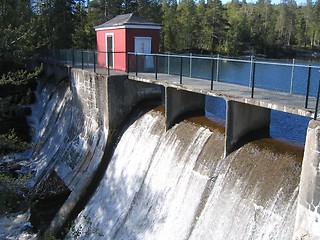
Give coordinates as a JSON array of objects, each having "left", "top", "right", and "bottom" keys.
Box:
[{"left": 90, "top": 66, "right": 318, "bottom": 120}]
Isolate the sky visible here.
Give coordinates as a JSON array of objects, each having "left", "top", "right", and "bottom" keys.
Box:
[{"left": 222, "top": 0, "right": 308, "bottom": 5}]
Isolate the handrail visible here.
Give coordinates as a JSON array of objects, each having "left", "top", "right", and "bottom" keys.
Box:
[
  {"left": 127, "top": 52, "right": 320, "bottom": 69},
  {"left": 37, "top": 49, "right": 320, "bottom": 120}
]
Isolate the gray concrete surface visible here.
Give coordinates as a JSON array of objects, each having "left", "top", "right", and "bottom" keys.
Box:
[
  {"left": 293, "top": 120, "right": 320, "bottom": 240},
  {"left": 165, "top": 87, "right": 205, "bottom": 130},
  {"left": 225, "top": 100, "right": 271, "bottom": 157},
  {"left": 129, "top": 72, "right": 317, "bottom": 119}
]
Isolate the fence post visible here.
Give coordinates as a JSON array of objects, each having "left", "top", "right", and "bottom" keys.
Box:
[
  {"left": 189, "top": 53, "right": 192, "bottom": 78},
  {"left": 155, "top": 54, "right": 158, "bottom": 80},
  {"left": 211, "top": 57, "right": 215, "bottom": 90},
  {"left": 180, "top": 56, "right": 183, "bottom": 84},
  {"left": 216, "top": 54, "right": 220, "bottom": 82},
  {"left": 314, "top": 71, "right": 320, "bottom": 120},
  {"left": 290, "top": 59, "right": 295, "bottom": 94},
  {"left": 81, "top": 51, "right": 84, "bottom": 70},
  {"left": 251, "top": 61, "right": 256, "bottom": 98},
  {"left": 305, "top": 65, "right": 311, "bottom": 109},
  {"left": 167, "top": 53, "right": 170, "bottom": 74},
  {"left": 93, "top": 51, "right": 96, "bottom": 73},
  {"left": 249, "top": 55, "right": 254, "bottom": 87},
  {"left": 135, "top": 53, "right": 138, "bottom": 76}
]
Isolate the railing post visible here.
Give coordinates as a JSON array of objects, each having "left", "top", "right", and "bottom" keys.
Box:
[
  {"left": 155, "top": 54, "right": 158, "bottom": 80},
  {"left": 167, "top": 53, "right": 170, "bottom": 74},
  {"left": 180, "top": 56, "right": 183, "bottom": 84},
  {"left": 81, "top": 51, "right": 84, "bottom": 70},
  {"left": 93, "top": 51, "right": 96, "bottom": 73},
  {"left": 107, "top": 52, "right": 110, "bottom": 75},
  {"left": 189, "top": 53, "right": 192, "bottom": 78},
  {"left": 305, "top": 65, "right": 311, "bottom": 109},
  {"left": 251, "top": 61, "right": 256, "bottom": 98},
  {"left": 249, "top": 55, "right": 254, "bottom": 87},
  {"left": 216, "top": 54, "right": 220, "bottom": 82},
  {"left": 290, "top": 58, "right": 295, "bottom": 94},
  {"left": 135, "top": 53, "right": 138, "bottom": 76},
  {"left": 211, "top": 57, "right": 215, "bottom": 90},
  {"left": 314, "top": 71, "right": 320, "bottom": 120}
]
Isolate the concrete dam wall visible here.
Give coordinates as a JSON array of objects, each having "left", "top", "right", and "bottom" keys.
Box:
[{"left": 30, "top": 64, "right": 320, "bottom": 239}]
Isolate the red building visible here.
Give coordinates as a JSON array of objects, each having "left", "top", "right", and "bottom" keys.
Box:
[{"left": 95, "top": 13, "right": 162, "bottom": 71}]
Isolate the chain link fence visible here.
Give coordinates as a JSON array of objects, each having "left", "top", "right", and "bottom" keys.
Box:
[{"left": 38, "top": 49, "right": 320, "bottom": 119}]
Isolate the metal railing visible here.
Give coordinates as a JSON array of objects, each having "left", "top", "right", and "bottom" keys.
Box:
[
  {"left": 38, "top": 49, "right": 127, "bottom": 75},
  {"left": 38, "top": 49, "right": 320, "bottom": 120},
  {"left": 127, "top": 52, "right": 320, "bottom": 120}
]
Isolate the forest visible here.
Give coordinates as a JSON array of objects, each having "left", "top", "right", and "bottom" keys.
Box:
[{"left": 0, "top": 0, "right": 320, "bottom": 62}]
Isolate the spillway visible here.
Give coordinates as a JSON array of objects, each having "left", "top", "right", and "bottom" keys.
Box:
[
  {"left": 67, "top": 108, "right": 302, "bottom": 239},
  {"left": 23, "top": 67, "right": 312, "bottom": 239}
]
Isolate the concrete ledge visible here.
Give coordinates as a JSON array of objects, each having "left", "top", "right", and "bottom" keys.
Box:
[
  {"left": 293, "top": 120, "right": 320, "bottom": 240},
  {"left": 225, "top": 100, "right": 270, "bottom": 157},
  {"left": 165, "top": 87, "right": 205, "bottom": 130}
]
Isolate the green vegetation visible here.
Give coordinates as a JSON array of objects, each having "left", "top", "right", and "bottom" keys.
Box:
[
  {"left": 0, "top": 66, "right": 43, "bottom": 85},
  {"left": 0, "top": 66, "right": 43, "bottom": 155},
  {"left": 0, "top": 173, "right": 32, "bottom": 214},
  {"left": 0, "top": 130, "right": 30, "bottom": 155}
]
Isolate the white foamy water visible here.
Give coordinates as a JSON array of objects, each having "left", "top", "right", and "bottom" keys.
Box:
[
  {"left": 0, "top": 72, "right": 303, "bottom": 239},
  {"left": 69, "top": 110, "right": 302, "bottom": 240}
]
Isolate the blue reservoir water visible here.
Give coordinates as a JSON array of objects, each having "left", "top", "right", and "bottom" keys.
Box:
[
  {"left": 157, "top": 55, "right": 320, "bottom": 97},
  {"left": 205, "top": 96, "right": 310, "bottom": 145}
]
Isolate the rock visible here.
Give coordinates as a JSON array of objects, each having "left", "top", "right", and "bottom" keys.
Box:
[{"left": 29, "top": 171, "right": 71, "bottom": 234}]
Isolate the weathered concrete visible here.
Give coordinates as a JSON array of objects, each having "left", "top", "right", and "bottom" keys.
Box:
[
  {"left": 70, "top": 69, "right": 107, "bottom": 130},
  {"left": 293, "top": 120, "right": 320, "bottom": 240},
  {"left": 44, "top": 67, "right": 163, "bottom": 238},
  {"left": 107, "top": 76, "right": 163, "bottom": 131},
  {"left": 225, "top": 100, "right": 271, "bottom": 157},
  {"left": 129, "top": 73, "right": 318, "bottom": 119},
  {"left": 165, "top": 87, "right": 205, "bottom": 130}
]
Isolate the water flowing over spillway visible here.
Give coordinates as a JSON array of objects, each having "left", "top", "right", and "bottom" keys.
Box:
[
  {"left": 3, "top": 70, "right": 303, "bottom": 239},
  {"left": 69, "top": 108, "right": 303, "bottom": 239},
  {"left": 29, "top": 74, "right": 107, "bottom": 190}
]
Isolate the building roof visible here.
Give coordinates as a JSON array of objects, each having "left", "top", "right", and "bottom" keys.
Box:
[{"left": 95, "top": 13, "right": 162, "bottom": 30}]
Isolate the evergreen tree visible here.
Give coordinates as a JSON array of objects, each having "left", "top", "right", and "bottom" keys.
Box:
[
  {"left": 205, "top": 0, "right": 228, "bottom": 52},
  {"left": 161, "top": 0, "right": 178, "bottom": 51},
  {"left": 176, "top": 0, "right": 198, "bottom": 51},
  {"left": 225, "top": 0, "right": 250, "bottom": 54}
]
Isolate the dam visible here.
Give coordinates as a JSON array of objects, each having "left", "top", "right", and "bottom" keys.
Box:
[{"left": 24, "top": 61, "right": 320, "bottom": 239}]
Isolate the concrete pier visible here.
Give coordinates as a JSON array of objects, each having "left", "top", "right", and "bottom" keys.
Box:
[
  {"left": 225, "top": 100, "right": 271, "bottom": 157},
  {"left": 165, "top": 87, "right": 205, "bottom": 130},
  {"left": 107, "top": 76, "right": 163, "bottom": 131},
  {"left": 293, "top": 120, "right": 320, "bottom": 240}
]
